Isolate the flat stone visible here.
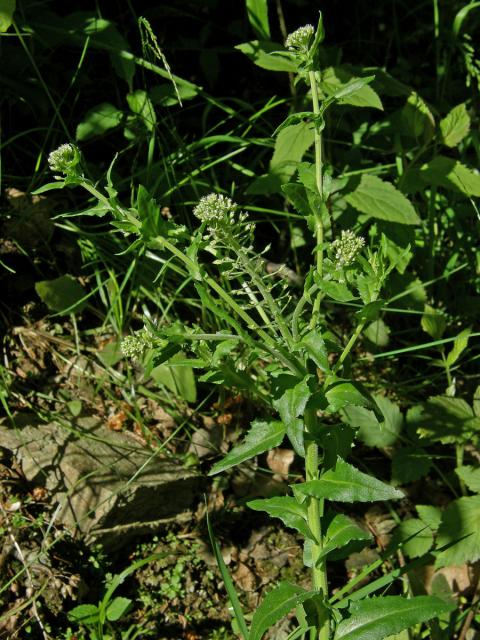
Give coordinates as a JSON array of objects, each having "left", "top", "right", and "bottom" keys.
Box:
[{"left": 0, "top": 414, "right": 202, "bottom": 548}]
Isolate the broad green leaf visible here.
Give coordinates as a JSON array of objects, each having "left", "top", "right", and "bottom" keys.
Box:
[
  {"left": 294, "top": 458, "right": 403, "bottom": 502},
  {"left": 208, "top": 420, "right": 285, "bottom": 475},
  {"left": 364, "top": 319, "right": 390, "bottom": 347},
  {"left": 206, "top": 510, "right": 248, "bottom": 639},
  {"left": 315, "top": 424, "right": 356, "bottom": 468},
  {"left": 318, "top": 513, "right": 371, "bottom": 560},
  {"left": 76, "top": 102, "right": 123, "bottom": 141},
  {"left": 455, "top": 465, "right": 480, "bottom": 493},
  {"left": 342, "top": 395, "right": 402, "bottom": 448},
  {"left": 446, "top": 327, "right": 471, "bottom": 367},
  {"left": 248, "top": 497, "right": 314, "bottom": 540},
  {"left": 416, "top": 505, "right": 442, "bottom": 531},
  {"left": 35, "top": 275, "right": 87, "bottom": 314},
  {"left": 325, "top": 381, "right": 379, "bottom": 417},
  {"left": 400, "top": 92, "right": 435, "bottom": 142},
  {"left": 126, "top": 90, "right": 156, "bottom": 131},
  {"left": 408, "top": 396, "right": 480, "bottom": 444},
  {"left": 298, "top": 331, "right": 330, "bottom": 371},
  {"left": 321, "top": 280, "right": 356, "bottom": 302},
  {"left": 235, "top": 40, "right": 296, "bottom": 72},
  {"left": 393, "top": 519, "right": 433, "bottom": 559},
  {"left": 421, "top": 304, "right": 446, "bottom": 340},
  {"left": 245, "top": 0, "right": 270, "bottom": 40},
  {"left": 149, "top": 83, "right": 198, "bottom": 106},
  {"left": 320, "top": 67, "right": 382, "bottom": 110},
  {"left": 273, "top": 376, "right": 311, "bottom": 456},
  {"left": 250, "top": 582, "right": 320, "bottom": 640},
  {"left": 334, "top": 595, "right": 454, "bottom": 640},
  {"left": 436, "top": 495, "right": 480, "bottom": 567},
  {"left": 68, "top": 603, "right": 99, "bottom": 624},
  {"left": 0, "top": 0, "right": 15, "bottom": 32},
  {"left": 346, "top": 174, "right": 420, "bottom": 225},
  {"left": 282, "top": 183, "right": 312, "bottom": 217},
  {"left": 151, "top": 351, "right": 196, "bottom": 403},
  {"left": 439, "top": 103, "right": 470, "bottom": 147},
  {"left": 391, "top": 447, "right": 432, "bottom": 484},
  {"left": 419, "top": 156, "right": 480, "bottom": 197},
  {"left": 106, "top": 596, "right": 132, "bottom": 621}
]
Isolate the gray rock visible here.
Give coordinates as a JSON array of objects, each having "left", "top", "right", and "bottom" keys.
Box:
[{"left": 0, "top": 414, "right": 202, "bottom": 548}]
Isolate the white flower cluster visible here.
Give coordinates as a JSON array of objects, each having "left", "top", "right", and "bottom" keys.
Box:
[
  {"left": 121, "top": 329, "right": 155, "bottom": 360},
  {"left": 193, "top": 193, "right": 237, "bottom": 224},
  {"left": 48, "top": 143, "right": 81, "bottom": 175},
  {"left": 331, "top": 230, "right": 365, "bottom": 267},
  {"left": 285, "top": 24, "right": 314, "bottom": 52}
]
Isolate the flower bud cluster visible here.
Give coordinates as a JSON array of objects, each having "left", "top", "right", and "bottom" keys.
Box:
[
  {"left": 48, "top": 143, "right": 82, "bottom": 176},
  {"left": 121, "top": 329, "right": 155, "bottom": 360},
  {"left": 331, "top": 230, "right": 365, "bottom": 267},
  {"left": 193, "top": 193, "right": 237, "bottom": 225},
  {"left": 285, "top": 25, "right": 314, "bottom": 53}
]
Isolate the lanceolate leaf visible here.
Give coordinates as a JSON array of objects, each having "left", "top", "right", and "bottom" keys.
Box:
[
  {"left": 318, "top": 514, "right": 371, "bottom": 561},
  {"left": 294, "top": 458, "right": 403, "bottom": 502},
  {"left": 247, "top": 497, "right": 314, "bottom": 540},
  {"left": 245, "top": 0, "right": 270, "bottom": 40},
  {"left": 345, "top": 174, "right": 420, "bottom": 225},
  {"left": 250, "top": 582, "right": 320, "bottom": 640},
  {"left": 334, "top": 595, "right": 454, "bottom": 640},
  {"left": 208, "top": 420, "right": 285, "bottom": 475},
  {"left": 325, "top": 381, "right": 380, "bottom": 418}
]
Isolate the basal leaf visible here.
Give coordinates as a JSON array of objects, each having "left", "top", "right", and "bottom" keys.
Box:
[
  {"left": 419, "top": 156, "right": 480, "bottom": 197},
  {"left": 208, "top": 420, "right": 285, "bottom": 475},
  {"left": 439, "top": 103, "right": 470, "bottom": 148},
  {"left": 248, "top": 496, "right": 314, "bottom": 540},
  {"left": 334, "top": 595, "right": 454, "bottom": 640},
  {"left": 294, "top": 458, "right": 403, "bottom": 503},
  {"left": 250, "top": 582, "right": 320, "bottom": 640},
  {"left": 345, "top": 174, "right": 420, "bottom": 225},
  {"left": 35, "top": 275, "right": 87, "bottom": 314},
  {"left": 456, "top": 465, "right": 480, "bottom": 493},
  {"left": 436, "top": 495, "right": 480, "bottom": 567}
]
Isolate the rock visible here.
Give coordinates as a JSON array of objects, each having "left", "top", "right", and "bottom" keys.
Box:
[{"left": 0, "top": 414, "right": 202, "bottom": 548}]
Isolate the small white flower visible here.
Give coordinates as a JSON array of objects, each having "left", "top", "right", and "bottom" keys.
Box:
[
  {"left": 48, "top": 143, "right": 81, "bottom": 175},
  {"left": 193, "top": 193, "right": 237, "bottom": 224},
  {"left": 121, "top": 329, "right": 155, "bottom": 360},
  {"left": 285, "top": 24, "right": 314, "bottom": 53},
  {"left": 331, "top": 230, "right": 365, "bottom": 267}
]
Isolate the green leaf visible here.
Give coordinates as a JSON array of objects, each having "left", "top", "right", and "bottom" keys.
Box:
[
  {"left": 455, "top": 465, "right": 480, "bottom": 493},
  {"left": 334, "top": 595, "right": 454, "bottom": 640},
  {"left": 391, "top": 447, "right": 432, "bottom": 484},
  {"left": 151, "top": 351, "right": 197, "bottom": 403},
  {"left": 282, "top": 183, "right": 312, "bottom": 217},
  {"left": 416, "top": 505, "right": 442, "bottom": 531},
  {"left": 393, "top": 519, "right": 434, "bottom": 559},
  {"left": 250, "top": 582, "right": 320, "bottom": 640},
  {"left": 106, "top": 596, "right": 132, "bottom": 621},
  {"left": 247, "top": 497, "right": 314, "bottom": 540},
  {"left": 298, "top": 331, "right": 330, "bottom": 372},
  {"left": 294, "top": 458, "right": 403, "bottom": 503},
  {"left": 273, "top": 376, "right": 312, "bottom": 456},
  {"left": 419, "top": 156, "right": 480, "bottom": 197},
  {"left": 320, "top": 67, "right": 382, "bottom": 110},
  {"left": 421, "top": 304, "right": 446, "bottom": 340},
  {"left": 209, "top": 420, "right": 285, "bottom": 475},
  {"left": 446, "top": 327, "right": 471, "bottom": 367},
  {"left": 439, "top": 103, "right": 470, "bottom": 148},
  {"left": 408, "top": 396, "right": 480, "bottom": 444},
  {"left": 436, "top": 495, "right": 480, "bottom": 567},
  {"left": 68, "top": 603, "right": 100, "bottom": 625},
  {"left": 346, "top": 174, "right": 420, "bottom": 225},
  {"left": 400, "top": 92, "right": 435, "bottom": 142},
  {"left": 325, "top": 75, "right": 377, "bottom": 106},
  {"left": 319, "top": 513, "right": 371, "bottom": 561},
  {"left": 67, "top": 399, "right": 82, "bottom": 417},
  {"left": 325, "top": 381, "right": 380, "bottom": 417},
  {"left": 342, "top": 395, "right": 402, "bottom": 448},
  {"left": 0, "top": 0, "right": 15, "bottom": 32},
  {"left": 321, "top": 280, "right": 356, "bottom": 302},
  {"left": 245, "top": 0, "right": 270, "bottom": 40},
  {"left": 126, "top": 90, "right": 156, "bottom": 131},
  {"left": 35, "top": 275, "right": 87, "bottom": 314},
  {"left": 76, "top": 103, "right": 123, "bottom": 141},
  {"left": 206, "top": 510, "right": 248, "bottom": 639},
  {"left": 235, "top": 40, "right": 296, "bottom": 72},
  {"left": 364, "top": 319, "right": 390, "bottom": 347}
]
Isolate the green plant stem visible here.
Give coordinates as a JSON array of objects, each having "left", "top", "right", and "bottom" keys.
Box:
[
  {"left": 308, "top": 70, "right": 325, "bottom": 330},
  {"left": 332, "top": 321, "right": 366, "bottom": 375},
  {"left": 304, "top": 409, "right": 329, "bottom": 640}
]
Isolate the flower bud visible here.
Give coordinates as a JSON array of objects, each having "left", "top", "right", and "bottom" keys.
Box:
[
  {"left": 285, "top": 25, "right": 314, "bottom": 53},
  {"left": 48, "top": 143, "right": 82, "bottom": 176}
]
